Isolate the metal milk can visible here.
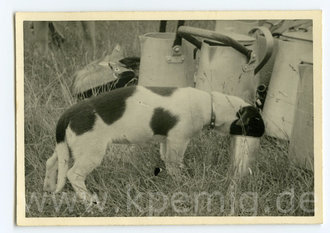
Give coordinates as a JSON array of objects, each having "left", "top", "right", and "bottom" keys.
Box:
[
  {"left": 138, "top": 32, "right": 195, "bottom": 87},
  {"left": 195, "top": 32, "right": 256, "bottom": 104},
  {"left": 179, "top": 26, "right": 273, "bottom": 105},
  {"left": 262, "top": 26, "right": 313, "bottom": 139},
  {"left": 289, "top": 61, "right": 314, "bottom": 171},
  {"left": 215, "top": 20, "right": 278, "bottom": 87}
]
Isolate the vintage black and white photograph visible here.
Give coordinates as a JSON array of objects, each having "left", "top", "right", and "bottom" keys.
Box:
[{"left": 15, "top": 11, "right": 322, "bottom": 225}]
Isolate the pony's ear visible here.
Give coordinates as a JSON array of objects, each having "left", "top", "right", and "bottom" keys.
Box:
[
  {"left": 236, "top": 106, "right": 254, "bottom": 126},
  {"left": 230, "top": 106, "right": 265, "bottom": 137}
]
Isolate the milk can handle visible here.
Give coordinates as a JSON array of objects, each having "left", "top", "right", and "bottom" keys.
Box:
[
  {"left": 172, "top": 20, "right": 185, "bottom": 48},
  {"left": 248, "top": 26, "right": 274, "bottom": 75},
  {"left": 178, "top": 26, "right": 253, "bottom": 60}
]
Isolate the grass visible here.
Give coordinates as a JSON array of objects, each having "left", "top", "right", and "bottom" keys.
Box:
[{"left": 23, "top": 20, "right": 314, "bottom": 217}]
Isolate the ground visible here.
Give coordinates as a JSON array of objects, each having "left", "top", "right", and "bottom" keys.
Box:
[{"left": 23, "top": 20, "right": 314, "bottom": 217}]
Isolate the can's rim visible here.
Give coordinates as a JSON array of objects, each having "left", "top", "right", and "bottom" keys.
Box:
[
  {"left": 202, "top": 38, "right": 254, "bottom": 47},
  {"left": 141, "top": 32, "right": 176, "bottom": 40}
]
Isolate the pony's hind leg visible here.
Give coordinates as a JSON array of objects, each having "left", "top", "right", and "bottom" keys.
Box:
[{"left": 67, "top": 142, "right": 107, "bottom": 201}]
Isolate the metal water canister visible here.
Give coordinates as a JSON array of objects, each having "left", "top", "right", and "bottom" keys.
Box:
[
  {"left": 192, "top": 27, "right": 273, "bottom": 104},
  {"left": 138, "top": 32, "right": 195, "bottom": 87},
  {"left": 215, "top": 20, "right": 276, "bottom": 87},
  {"left": 289, "top": 61, "right": 314, "bottom": 170},
  {"left": 262, "top": 27, "right": 313, "bottom": 139},
  {"left": 230, "top": 135, "right": 261, "bottom": 177},
  {"left": 195, "top": 33, "right": 256, "bottom": 103}
]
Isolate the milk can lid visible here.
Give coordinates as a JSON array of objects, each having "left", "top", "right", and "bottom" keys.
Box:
[{"left": 282, "top": 27, "right": 313, "bottom": 42}]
